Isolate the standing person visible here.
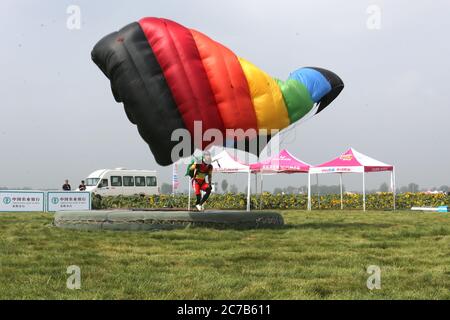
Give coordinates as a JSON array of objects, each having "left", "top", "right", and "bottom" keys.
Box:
[
  {"left": 62, "top": 180, "right": 71, "bottom": 191},
  {"left": 190, "top": 151, "right": 213, "bottom": 212},
  {"left": 78, "top": 180, "right": 86, "bottom": 191}
]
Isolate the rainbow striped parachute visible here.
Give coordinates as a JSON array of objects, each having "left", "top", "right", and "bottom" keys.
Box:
[{"left": 92, "top": 18, "right": 344, "bottom": 165}]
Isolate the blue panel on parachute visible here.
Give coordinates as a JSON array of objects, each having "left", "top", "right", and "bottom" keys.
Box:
[{"left": 288, "top": 68, "right": 332, "bottom": 103}]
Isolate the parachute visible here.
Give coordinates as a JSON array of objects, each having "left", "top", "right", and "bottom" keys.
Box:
[{"left": 92, "top": 17, "right": 344, "bottom": 166}]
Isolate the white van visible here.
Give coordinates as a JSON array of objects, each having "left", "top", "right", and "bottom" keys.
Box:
[{"left": 80, "top": 168, "right": 159, "bottom": 196}]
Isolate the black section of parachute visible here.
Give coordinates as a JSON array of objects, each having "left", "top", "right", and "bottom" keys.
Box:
[
  {"left": 91, "top": 22, "right": 187, "bottom": 166},
  {"left": 309, "top": 67, "right": 345, "bottom": 115},
  {"left": 91, "top": 22, "right": 272, "bottom": 165}
]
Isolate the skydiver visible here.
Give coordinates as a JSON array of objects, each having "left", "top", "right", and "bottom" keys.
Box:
[{"left": 191, "top": 151, "right": 213, "bottom": 212}]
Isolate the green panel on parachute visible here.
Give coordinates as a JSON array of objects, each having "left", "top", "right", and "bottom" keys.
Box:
[{"left": 276, "top": 79, "right": 315, "bottom": 123}]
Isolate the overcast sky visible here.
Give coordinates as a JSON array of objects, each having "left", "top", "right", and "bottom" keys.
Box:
[{"left": 1, "top": 0, "right": 449, "bottom": 192}]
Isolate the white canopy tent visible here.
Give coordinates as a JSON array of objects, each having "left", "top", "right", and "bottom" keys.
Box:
[
  {"left": 308, "top": 148, "right": 396, "bottom": 211},
  {"left": 188, "top": 150, "right": 252, "bottom": 211}
]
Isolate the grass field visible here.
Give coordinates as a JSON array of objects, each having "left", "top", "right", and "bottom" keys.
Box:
[{"left": 0, "top": 210, "right": 449, "bottom": 299}]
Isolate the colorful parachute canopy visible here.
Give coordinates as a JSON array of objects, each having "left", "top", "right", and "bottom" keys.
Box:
[{"left": 92, "top": 18, "right": 344, "bottom": 166}]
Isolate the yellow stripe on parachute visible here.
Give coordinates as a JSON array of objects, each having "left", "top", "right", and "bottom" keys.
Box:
[{"left": 238, "top": 58, "right": 290, "bottom": 132}]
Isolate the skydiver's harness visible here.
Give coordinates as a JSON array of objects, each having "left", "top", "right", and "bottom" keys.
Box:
[
  {"left": 186, "top": 157, "right": 219, "bottom": 179},
  {"left": 192, "top": 163, "right": 212, "bottom": 183}
]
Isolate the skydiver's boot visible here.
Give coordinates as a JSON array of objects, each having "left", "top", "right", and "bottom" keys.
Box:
[
  {"left": 200, "top": 187, "right": 212, "bottom": 210},
  {"left": 195, "top": 195, "right": 203, "bottom": 211}
]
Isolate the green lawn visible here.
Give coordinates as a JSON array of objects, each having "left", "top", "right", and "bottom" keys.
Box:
[{"left": 0, "top": 210, "right": 449, "bottom": 299}]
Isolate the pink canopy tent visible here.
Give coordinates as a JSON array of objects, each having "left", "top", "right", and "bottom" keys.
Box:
[
  {"left": 250, "top": 149, "right": 311, "bottom": 173},
  {"left": 308, "top": 148, "right": 396, "bottom": 211},
  {"left": 250, "top": 149, "right": 311, "bottom": 209}
]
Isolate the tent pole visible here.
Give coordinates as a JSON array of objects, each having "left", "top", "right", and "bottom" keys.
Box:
[
  {"left": 392, "top": 167, "right": 396, "bottom": 211},
  {"left": 260, "top": 173, "right": 264, "bottom": 210},
  {"left": 316, "top": 174, "right": 320, "bottom": 209},
  {"left": 246, "top": 170, "right": 251, "bottom": 212},
  {"left": 307, "top": 173, "right": 311, "bottom": 211},
  {"left": 188, "top": 178, "right": 191, "bottom": 211},
  {"left": 362, "top": 171, "right": 366, "bottom": 211},
  {"left": 340, "top": 173, "right": 343, "bottom": 210},
  {"left": 390, "top": 170, "right": 393, "bottom": 211}
]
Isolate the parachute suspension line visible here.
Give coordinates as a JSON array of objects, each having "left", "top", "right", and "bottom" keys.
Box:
[{"left": 277, "top": 102, "right": 320, "bottom": 148}]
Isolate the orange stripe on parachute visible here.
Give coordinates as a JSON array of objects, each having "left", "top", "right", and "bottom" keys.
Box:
[{"left": 190, "top": 29, "right": 257, "bottom": 136}]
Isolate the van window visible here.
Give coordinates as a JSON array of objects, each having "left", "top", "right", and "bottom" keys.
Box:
[
  {"left": 123, "top": 176, "right": 135, "bottom": 187},
  {"left": 86, "top": 178, "right": 99, "bottom": 187},
  {"left": 99, "top": 179, "right": 108, "bottom": 188},
  {"left": 135, "top": 176, "right": 145, "bottom": 187},
  {"left": 111, "top": 176, "right": 122, "bottom": 187},
  {"left": 146, "top": 176, "right": 157, "bottom": 187}
]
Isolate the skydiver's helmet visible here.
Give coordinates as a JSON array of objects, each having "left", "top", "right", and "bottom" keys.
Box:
[{"left": 202, "top": 151, "right": 212, "bottom": 165}]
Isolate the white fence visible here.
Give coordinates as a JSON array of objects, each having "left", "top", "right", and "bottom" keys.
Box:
[{"left": 0, "top": 190, "right": 91, "bottom": 212}]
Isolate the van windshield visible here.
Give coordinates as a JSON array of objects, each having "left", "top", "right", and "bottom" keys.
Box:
[{"left": 86, "top": 178, "right": 100, "bottom": 186}]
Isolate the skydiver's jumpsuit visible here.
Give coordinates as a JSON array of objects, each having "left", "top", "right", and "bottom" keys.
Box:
[{"left": 191, "top": 162, "right": 213, "bottom": 206}]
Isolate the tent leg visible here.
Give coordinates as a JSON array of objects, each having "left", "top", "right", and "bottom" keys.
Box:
[
  {"left": 260, "top": 173, "right": 264, "bottom": 210},
  {"left": 340, "top": 173, "right": 343, "bottom": 210},
  {"left": 362, "top": 172, "right": 366, "bottom": 212},
  {"left": 246, "top": 170, "right": 251, "bottom": 212},
  {"left": 307, "top": 173, "right": 311, "bottom": 211},
  {"left": 392, "top": 168, "right": 396, "bottom": 211},
  {"left": 188, "top": 178, "right": 191, "bottom": 211},
  {"left": 316, "top": 175, "right": 320, "bottom": 209}
]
